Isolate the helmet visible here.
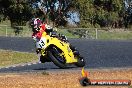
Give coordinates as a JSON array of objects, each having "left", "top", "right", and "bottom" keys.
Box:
[{"left": 30, "top": 18, "right": 41, "bottom": 32}]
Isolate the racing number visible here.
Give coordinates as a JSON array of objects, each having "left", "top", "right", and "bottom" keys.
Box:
[{"left": 39, "top": 40, "right": 45, "bottom": 48}]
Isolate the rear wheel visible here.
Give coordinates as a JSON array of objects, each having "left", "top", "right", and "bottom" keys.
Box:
[
  {"left": 48, "top": 47, "right": 67, "bottom": 69},
  {"left": 69, "top": 46, "right": 85, "bottom": 67},
  {"left": 74, "top": 55, "right": 85, "bottom": 67}
]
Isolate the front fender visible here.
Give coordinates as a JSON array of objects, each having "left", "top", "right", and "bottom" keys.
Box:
[{"left": 44, "top": 44, "right": 62, "bottom": 53}]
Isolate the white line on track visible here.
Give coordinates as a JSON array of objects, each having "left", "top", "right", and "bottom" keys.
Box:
[{"left": 0, "top": 61, "right": 39, "bottom": 69}]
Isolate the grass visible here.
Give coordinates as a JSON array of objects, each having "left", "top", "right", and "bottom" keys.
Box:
[
  {"left": 0, "top": 49, "right": 38, "bottom": 67},
  {"left": 0, "top": 25, "right": 33, "bottom": 37},
  {"left": 97, "top": 30, "right": 132, "bottom": 40},
  {"left": 0, "top": 20, "right": 33, "bottom": 37},
  {"left": 77, "top": 29, "right": 132, "bottom": 40},
  {"left": 57, "top": 29, "right": 79, "bottom": 38}
]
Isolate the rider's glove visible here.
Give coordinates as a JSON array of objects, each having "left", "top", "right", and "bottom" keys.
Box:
[
  {"left": 61, "top": 35, "right": 68, "bottom": 41},
  {"left": 58, "top": 34, "right": 68, "bottom": 42}
]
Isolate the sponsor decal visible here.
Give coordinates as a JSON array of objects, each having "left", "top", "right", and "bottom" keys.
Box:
[{"left": 79, "top": 67, "right": 131, "bottom": 86}]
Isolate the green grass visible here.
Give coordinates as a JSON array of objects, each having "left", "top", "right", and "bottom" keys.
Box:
[
  {"left": 75, "top": 29, "right": 132, "bottom": 40},
  {"left": 0, "top": 25, "right": 33, "bottom": 37},
  {"left": 97, "top": 30, "right": 132, "bottom": 40},
  {"left": 0, "top": 20, "right": 32, "bottom": 37},
  {"left": 0, "top": 49, "right": 38, "bottom": 67},
  {"left": 57, "top": 29, "right": 79, "bottom": 38}
]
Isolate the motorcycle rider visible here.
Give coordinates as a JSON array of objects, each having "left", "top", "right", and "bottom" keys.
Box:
[
  {"left": 30, "top": 18, "right": 67, "bottom": 42},
  {"left": 30, "top": 18, "right": 78, "bottom": 55}
]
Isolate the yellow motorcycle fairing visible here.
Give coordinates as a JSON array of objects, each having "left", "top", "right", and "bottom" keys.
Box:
[{"left": 40, "top": 32, "right": 77, "bottom": 63}]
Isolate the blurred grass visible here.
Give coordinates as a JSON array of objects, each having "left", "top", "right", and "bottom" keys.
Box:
[{"left": 0, "top": 49, "right": 38, "bottom": 67}]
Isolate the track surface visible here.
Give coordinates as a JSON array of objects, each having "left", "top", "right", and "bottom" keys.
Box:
[{"left": 0, "top": 36, "right": 132, "bottom": 72}]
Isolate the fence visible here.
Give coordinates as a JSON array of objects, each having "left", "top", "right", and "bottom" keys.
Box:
[
  {"left": 60, "top": 28, "right": 132, "bottom": 40},
  {"left": 67, "top": 28, "right": 99, "bottom": 39},
  {"left": 60, "top": 28, "right": 109, "bottom": 39},
  {"left": 0, "top": 25, "right": 32, "bottom": 37},
  {"left": 0, "top": 25, "right": 132, "bottom": 39}
]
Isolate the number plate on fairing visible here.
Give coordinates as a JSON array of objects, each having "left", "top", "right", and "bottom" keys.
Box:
[{"left": 36, "top": 38, "right": 46, "bottom": 49}]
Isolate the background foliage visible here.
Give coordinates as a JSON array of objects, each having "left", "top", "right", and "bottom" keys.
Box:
[{"left": 0, "top": 0, "right": 132, "bottom": 28}]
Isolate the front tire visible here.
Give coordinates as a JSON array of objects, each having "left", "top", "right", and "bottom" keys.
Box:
[{"left": 48, "top": 47, "right": 67, "bottom": 69}]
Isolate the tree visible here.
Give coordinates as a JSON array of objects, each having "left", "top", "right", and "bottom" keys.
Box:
[
  {"left": 0, "top": 0, "right": 33, "bottom": 26},
  {"left": 72, "top": 0, "right": 125, "bottom": 28},
  {"left": 0, "top": 0, "right": 131, "bottom": 28},
  {"left": 124, "top": 0, "right": 132, "bottom": 28},
  {"left": 0, "top": 0, "right": 78, "bottom": 27},
  {"left": 30, "top": 0, "right": 76, "bottom": 26}
]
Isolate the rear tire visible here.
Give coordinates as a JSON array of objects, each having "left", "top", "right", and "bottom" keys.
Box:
[
  {"left": 70, "top": 46, "right": 85, "bottom": 67},
  {"left": 75, "top": 55, "right": 85, "bottom": 67},
  {"left": 48, "top": 47, "right": 67, "bottom": 69}
]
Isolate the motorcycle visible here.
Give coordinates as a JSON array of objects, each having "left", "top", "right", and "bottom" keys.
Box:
[{"left": 35, "top": 31, "right": 85, "bottom": 68}]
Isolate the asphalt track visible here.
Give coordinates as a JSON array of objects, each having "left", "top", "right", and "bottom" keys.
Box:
[{"left": 0, "top": 36, "right": 132, "bottom": 72}]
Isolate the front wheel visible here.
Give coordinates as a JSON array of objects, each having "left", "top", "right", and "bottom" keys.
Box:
[
  {"left": 75, "top": 55, "right": 85, "bottom": 67},
  {"left": 48, "top": 47, "right": 67, "bottom": 69}
]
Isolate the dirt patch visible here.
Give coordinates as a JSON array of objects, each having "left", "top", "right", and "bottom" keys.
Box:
[{"left": 0, "top": 68, "right": 131, "bottom": 88}]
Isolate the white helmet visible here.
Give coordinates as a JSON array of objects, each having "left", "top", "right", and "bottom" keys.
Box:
[{"left": 30, "top": 18, "right": 42, "bottom": 32}]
